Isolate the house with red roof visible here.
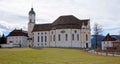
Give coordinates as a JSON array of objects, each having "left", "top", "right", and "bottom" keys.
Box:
[{"left": 102, "top": 33, "right": 117, "bottom": 50}]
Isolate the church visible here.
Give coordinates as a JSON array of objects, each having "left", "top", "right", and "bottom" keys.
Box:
[
  {"left": 7, "top": 8, "right": 91, "bottom": 48},
  {"left": 28, "top": 8, "right": 91, "bottom": 48}
]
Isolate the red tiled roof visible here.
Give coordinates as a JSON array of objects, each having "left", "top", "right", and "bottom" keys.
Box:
[
  {"left": 8, "top": 29, "right": 28, "bottom": 37},
  {"left": 102, "top": 33, "right": 117, "bottom": 41}
]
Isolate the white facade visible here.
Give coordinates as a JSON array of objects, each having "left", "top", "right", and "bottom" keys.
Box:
[
  {"left": 101, "top": 34, "right": 117, "bottom": 50},
  {"left": 7, "top": 36, "right": 28, "bottom": 47},
  {"left": 102, "top": 41, "right": 113, "bottom": 50},
  {"left": 28, "top": 8, "right": 91, "bottom": 48},
  {"left": 32, "top": 29, "right": 91, "bottom": 48}
]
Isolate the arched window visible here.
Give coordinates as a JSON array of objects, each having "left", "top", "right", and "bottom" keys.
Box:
[
  {"left": 72, "top": 34, "right": 74, "bottom": 40},
  {"left": 66, "top": 34, "right": 68, "bottom": 41},
  {"left": 77, "top": 34, "right": 79, "bottom": 41},
  {"left": 45, "top": 36, "right": 47, "bottom": 42}
]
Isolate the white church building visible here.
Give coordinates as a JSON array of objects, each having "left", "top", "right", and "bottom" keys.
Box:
[
  {"left": 28, "top": 8, "right": 91, "bottom": 48},
  {"left": 7, "top": 8, "right": 91, "bottom": 48}
]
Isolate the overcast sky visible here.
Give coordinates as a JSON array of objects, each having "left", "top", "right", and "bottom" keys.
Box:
[{"left": 0, "top": 0, "right": 120, "bottom": 36}]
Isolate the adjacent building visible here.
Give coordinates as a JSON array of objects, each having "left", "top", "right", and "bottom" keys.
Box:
[
  {"left": 101, "top": 33, "right": 120, "bottom": 50},
  {"left": 7, "top": 29, "right": 28, "bottom": 47}
]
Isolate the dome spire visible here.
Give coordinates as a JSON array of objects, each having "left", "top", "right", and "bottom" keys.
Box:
[{"left": 29, "top": 7, "right": 35, "bottom": 15}]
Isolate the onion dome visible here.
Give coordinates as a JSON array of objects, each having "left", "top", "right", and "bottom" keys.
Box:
[{"left": 29, "top": 8, "right": 35, "bottom": 15}]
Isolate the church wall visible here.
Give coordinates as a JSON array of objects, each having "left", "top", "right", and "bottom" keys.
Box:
[
  {"left": 33, "top": 31, "right": 50, "bottom": 47},
  {"left": 32, "top": 28, "right": 91, "bottom": 48}
]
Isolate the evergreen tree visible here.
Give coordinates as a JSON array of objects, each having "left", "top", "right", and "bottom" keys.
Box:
[{"left": 0, "top": 34, "right": 6, "bottom": 44}]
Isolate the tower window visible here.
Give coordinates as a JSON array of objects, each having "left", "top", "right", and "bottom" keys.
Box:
[{"left": 30, "top": 19, "right": 32, "bottom": 22}]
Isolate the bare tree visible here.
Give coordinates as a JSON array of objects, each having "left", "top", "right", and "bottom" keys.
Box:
[{"left": 93, "top": 23, "right": 103, "bottom": 48}]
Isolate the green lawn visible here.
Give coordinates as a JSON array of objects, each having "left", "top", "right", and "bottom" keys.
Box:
[{"left": 0, "top": 48, "right": 119, "bottom": 64}]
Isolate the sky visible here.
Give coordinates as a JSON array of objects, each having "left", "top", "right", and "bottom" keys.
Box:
[{"left": 0, "top": 0, "right": 120, "bottom": 36}]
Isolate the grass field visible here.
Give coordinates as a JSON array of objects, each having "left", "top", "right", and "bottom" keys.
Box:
[{"left": 0, "top": 48, "right": 119, "bottom": 64}]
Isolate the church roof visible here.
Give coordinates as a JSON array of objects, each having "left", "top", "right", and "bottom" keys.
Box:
[
  {"left": 102, "top": 33, "right": 117, "bottom": 41},
  {"left": 32, "top": 15, "right": 89, "bottom": 31},
  {"left": 8, "top": 29, "right": 28, "bottom": 37},
  {"left": 52, "top": 15, "right": 89, "bottom": 29},
  {"left": 52, "top": 15, "right": 80, "bottom": 26},
  {"left": 32, "top": 24, "right": 52, "bottom": 32}
]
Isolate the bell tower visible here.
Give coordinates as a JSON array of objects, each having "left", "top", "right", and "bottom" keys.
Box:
[{"left": 28, "top": 8, "right": 36, "bottom": 47}]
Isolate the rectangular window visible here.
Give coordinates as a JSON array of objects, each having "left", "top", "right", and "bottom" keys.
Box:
[
  {"left": 45, "top": 36, "right": 47, "bottom": 42},
  {"left": 50, "top": 35, "right": 52, "bottom": 41},
  {"left": 41, "top": 43, "right": 43, "bottom": 45},
  {"left": 66, "top": 34, "right": 68, "bottom": 41},
  {"left": 33, "top": 36, "right": 34, "bottom": 42},
  {"left": 10, "top": 41, "right": 13, "bottom": 43},
  {"left": 45, "top": 43, "right": 47, "bottom": 45},
  {"left": 53, "top": 35, "right": 55, "bottom": 41},
  {"left": 38, "top": 36, "right": 39, "bottom": 42},
  {"left": 41, "top": 36, "right": 43, "bottom": 42},
  {"left": 72, "top": 34, "right": 74, "bottom": 40},
  {"left": 86, "top": 34, "right": 88, "bottom": 41},
  {"left": 58, "top": 34, "right": 61, "bottom": 41},
  {"left": 77, "top": 34, "right": 79, "bottom": 41}
]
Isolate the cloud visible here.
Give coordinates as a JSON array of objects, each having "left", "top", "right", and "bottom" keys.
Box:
[{"left": 0, "top": 0, "right": 120, "bottom": 35}]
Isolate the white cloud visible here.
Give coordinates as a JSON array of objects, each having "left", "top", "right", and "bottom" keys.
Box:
[{"left": 0, "top": 0, "right": 120, "bottom": 35}]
